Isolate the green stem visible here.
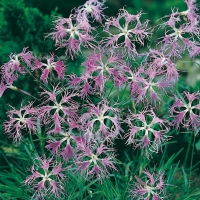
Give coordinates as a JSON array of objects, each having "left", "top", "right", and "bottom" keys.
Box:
[
  {"left": 188, "top": 133, "right": 196, "bottom": 190},
  {"left": 119, "top": 84, "right": 128, "bottom": 102},
  {"left": 107, "top": 84, "right": 114, "bottom": 99},
  {"left": 23, "top": 65, "right": 51, "bottom": 91},
  {"left": 183, "top": 133, "right": 193, "bottom": 168},
  {"left": 9, "top": 86, "right": 39, "bottom": 101}
]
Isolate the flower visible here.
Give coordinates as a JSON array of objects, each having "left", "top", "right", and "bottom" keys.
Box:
[
  {"left": 39, "top": 85, "right": 79, "bottom": 134},
  {"left": 125, "top": 110, "right": 170, "bottom": 154},
  {"left": 0, "top": 47, "right": 33, "bottom": 81},
  {"left": 76, "top": 0, "right": 107, "bottom": 23},
  {"left": 46, "top": 120, "right": 85, "bottom": 161},
  {"left": 170, "top": 91, "right": 200, "bottom": 130},
  {"left": 103, "top": 9, "right": 151, "bottom": 55},
  {"left": 76, "top": 142, "right": 117, "bottom": 180},
  {"left": 82, "top": 50, "right": 127, "bottom": 92},
  {"left": 68, "top": 72, "right": 94, "bottom": 98},
  {"left": 48, "top": 15, "right": 95, "bottom": 59},
  {"left": 148, "top": 49, "right": 179, "bottom": 82},
  {"left": 159, "top": 0, "right": 200, "bottom": 58},
  {"left": 3, "top": 102, "right": 37, "bottom": 142},
  {"left": 130, "top": 169, "right": 166, "bottom": 200},
  {"left": 24, "top": 156, "right": 65, "bottom": 199},
  {"left": 180, "top": 0, "right": 199, "bottom": 25},
  {"left": 33, "top": 54, "right": 66, "bottom": 83},
  {"left": 128, "top": 67, "right": 172, "bottom": 105},
  {"left": 80, "top": 99, "right": 122, "bottom": 141}
]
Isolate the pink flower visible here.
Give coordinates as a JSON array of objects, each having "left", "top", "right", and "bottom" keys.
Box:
[
  {"left": 125, "top": 110, "right": 170, "bottom": 154},
  {"left": 46, "top": 120, "right": 85, "bottom": 161},
  {"left": 82, "top": 51, "right": 127, "bottom": 92},
  {"left": 33, "top": 54, "right": 66, "bottom": 83},
  {"left": 76, "top": 142, "right": 117, "bottom": 180},
  {"left": 76, "top": 0, "right": 107, "bottom": 23},
  {"left": 24, "top": 156, "right": 65, "bottom": 199},
  {"left": 148, "top": 50, "right": 179, "bottom": 82},
  {"left": 103, "top": 9, "right": 151, "bottom": 55},
  {"left": 80, "top": 99, "right": 122, "bottom": 140},
  {"left": 39, "top": 85, "right": 79, "bottom": 134},
  {"left": 180, "top": 0, "right": 199, "bottom": 26},
  {"left": 68, "top": 72, "right": 94, "bottom": 98},
  {"left": 3, "top": 102, "right": 37, "bottom": 142},
  {"left": 130, "top": 169, "right": 166, "bottom": 199},
  {"left": 0, "top": 47, "right": 33, "bottom": 81},
  {"left": 129, "top": 68, "right": 171, "bottom": 105},
  {"left": 48, "top": 15, "right": 95, "bottom": 59},
  {"left": 159, "top": 0, "right": 200, "bottom": 58},
  {"left": 170, "top": 91, "right": 200, "bottom": 130}
]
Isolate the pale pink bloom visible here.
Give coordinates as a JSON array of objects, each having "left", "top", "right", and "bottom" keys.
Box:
[
  {"left": 46, "top": 120, "right": 85, "bottom": 161},
  {"left": 180, "top": 0, "right": 199, "bottom": 26},
  {"left": 48, "top": 15, "right": 95, "bottom": 59},
  {"left": 130, "top": 169, "right": 166, "bottom": 199},
  {"left": 159, "top": 25, "right": 197, "bottom": 57},
  {"left": 103, "top": 9, "right": 151, "bottom": 55},
  {"left": 39, "top": 85, "right": 79, "bottom": 134},
  {"left": 24, "top": 156, "right": 65, "bottom": 199},
  {"left": 33, "top": 54, "right": 66, "bottom": 83},
  {"left": 148, "top": 50, "right": 178, "bottom": 82},
  {"left": 125, "top": 110, "right": 170, "bottom": 154},
  {"left": 0, "top": 47, "right": 33, "bottom": 81},
  {"left": 76, "top": 142, "right": 117, "bottom": 180},
  {"left": 82, "top": 51, "right": 127, "bottom": 92},
  {"left": 80, "top": 100, "right": 122, "bottom": 140},
  {"left": 76, "top": 0, "right": 107, "bottom": 23},
  {"left": 159, "top": 0, "right": 200, "bottom": 58},
  {"left": 182, "top": 39, "right": 200, "bottom": 58},
  {"left": 129, "top": 68, "right": 171, "bottom": 105},
  {"left": 68, "top": 72, "right": 94, "bottom": 98},
  {"left": 170, "top": 91, "right": 200, "bottom": 130},
  {"left": 3, "top": 102, "right": 37, "bottom": 142}
]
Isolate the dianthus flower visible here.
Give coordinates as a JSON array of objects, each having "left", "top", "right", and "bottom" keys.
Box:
[
  {"left": 103, "top": 9, "right": 151, "bottom": 55},
  {"left": 39, "top": 85, "right": 79, "bottom": 134},
  {"left": 33, "top": 54, "right": 66, "bottom": 83},
  {"left": 68, "top": 72, "right": 94, "bottom": 98},
  {"left": 129, "top": 68, "right": 171, "bottom": 105},
  {"left": 82, "top": 51, "right": 127, "bottom": 92},
  {"left": 130, "top": 169, "right": 166, "bottom": 200},
  {"left": 148, "top": 49, "right": 179, "bottom": 82},
  {"left": 48, "top": 15, "right": 95, "bottom": 59},
  {"left": 180, "top": 0, "right": 199, "bottom": 26},
  {"left": 24, "top": 156, "right": 65, "bottom": 199},
  {"left": 170, "top": 91, "right": 200, "bottom": 130},
  {"left": 76, "top": 0, "right": 107, "bottom": 23},
  {"left": 0, "top": 47, "right": 33, "bottom": 81},
  {"left": 76, "top": 142, "right": 117, "bottom": 180},
  {"left": 46, "top": 120, "right": 85, "bottom": 161},
  {"left": 3, "top": 102, "right": 37, "bottom": 142},
  {"left": 80, "top": 100, "right": 122, "bottom": 140},
  {"left": 159, "top": 0, "right": 200, "bottom": 58},
  {"left": 125, "top": 110, "right": 170, "bottom": 154}
]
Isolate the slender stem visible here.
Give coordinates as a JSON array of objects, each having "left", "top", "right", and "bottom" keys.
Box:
[
  {"left": 183, "top": 133, "right": 193, "bottom": 168},
  {"left": 23, "top": 65, "right": 51, "bottom": 91},
  {"left": 119, "top": 84, "right": 128, "bottom": 102},
  {"left": 9, "top": 86, "right": 40, "bottom": 101},
  {"left": 107, "top": 84, "right": 114, "bottom": 99},
  {"left": 188, "top": 134, "right": 196, "bottom": 190}
]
